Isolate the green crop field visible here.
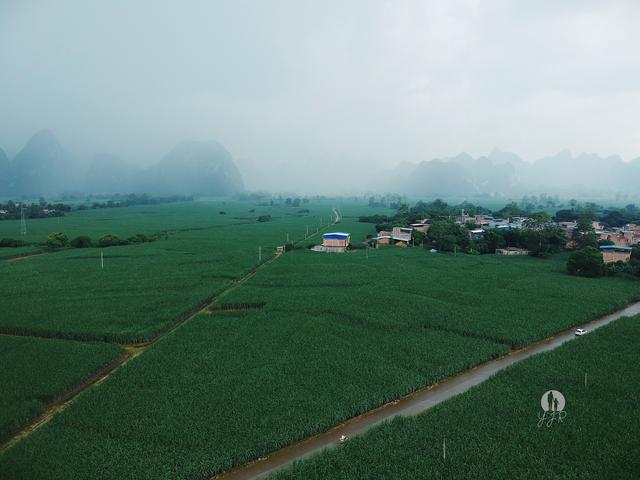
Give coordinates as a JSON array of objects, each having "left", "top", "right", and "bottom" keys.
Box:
[
  {"left": 1, "top": 199, "right": 638, "bottom": 479},
  {"left": 221, "top": 246, "right": 640, "bottom": 346},
  {"left": 0, "top": 246, "right": 42, "bottom": 260},
  {"left": 0, "top": 200, "right": 353, "bottom": 342},
  {"left": 269, "top": 314, "right": 640, "bottom": 480},
  {"left": 0, "top": 310, "right": 506, "bottom": 480},
  {"left": 0, "top": 335, "right": 124, "bottom": 444}
]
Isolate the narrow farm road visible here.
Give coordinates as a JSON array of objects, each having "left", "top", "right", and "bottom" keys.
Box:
[
  {"left": 213, "top": 301, "right": 640, "bottom": 480},
  {"left": 0, "top": 210, "right": 339, "bottom": 454},
  {"left": 6, "top": 252, "right": 47, "bottom": 262}
]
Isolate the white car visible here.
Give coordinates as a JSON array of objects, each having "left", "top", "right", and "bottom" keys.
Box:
[{"left": 575, "top": 328, "right": 587, "bottom": 336}]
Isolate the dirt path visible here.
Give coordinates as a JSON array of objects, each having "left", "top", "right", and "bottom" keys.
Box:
[
  {"left": 0, "top": 209, "right": 339, "bottom": 454},
  {"left": 5, "top": 252, "right": 47, "bottom": 262},
  {"left": 212, "top": 301, "right": 640, "bottom": 480}
]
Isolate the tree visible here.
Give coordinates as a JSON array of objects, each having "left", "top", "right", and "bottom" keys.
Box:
[
  {"left": 427, "top": 220, "right": 469, "bottom": 252},
  {"left": 567, "top": 247, "right": 605, "bottom": 278},
  {"left": 98, "top": 234, "right": 126, "bottom": 247},
  {"left": 523, "top": 212, "right": 565, "bottom": 257},
  {"left": 70, "top": 236, "right": 93, "bottom": 248},
  {"left": 46, "top": 232, "right": 69, "bottom": 249},
  {"left": 572, "top": 216, "right": 598, "bottom": 249}
]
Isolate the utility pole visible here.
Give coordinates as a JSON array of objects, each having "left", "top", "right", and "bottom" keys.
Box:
[
  {"left": 443, "top": 437, "right": 446, "bottom": 460},
  {"left": 20, "top": 207, "right": 27, "bottom": 235},
  {"left": 286, "top": 232, "right": 289, "bottom": 243},
  {"left": 101, "top": 251, "right": 104, "bottom": 270},
  {"left": 259, "top": 246, "right": 262, "bottom": 262},
  {"left": 306, "top": 225, "right": 309, "bottom": 237}
]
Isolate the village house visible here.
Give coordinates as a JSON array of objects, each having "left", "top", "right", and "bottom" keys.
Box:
[
  {"left": 558, "top": 221, "right": 577, "bottom": 236},
  {"left": 496, "top": 247, "right": 529, "bottom": 256},
  {"left": 322, "top": 232, "right": 351, "bottom": 252},
  {"left": 599, "top": 245, "right": 632, "bottom": 264},
  {"left": 411, "top": 220, "right": 430, "bottom": 234},
  {"left": 374, "top": 231, "right": 392, "bottom": 245},
  {"left": 468, "top": 229, "right": 485, "bottom": 240},
  {"left": 391, "top": 227, "right": 412, "bottom": 243}
]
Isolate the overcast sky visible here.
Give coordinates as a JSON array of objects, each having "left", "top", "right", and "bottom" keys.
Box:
[{"left": 1, "top": 0, "right": 639, "bottom": 191}]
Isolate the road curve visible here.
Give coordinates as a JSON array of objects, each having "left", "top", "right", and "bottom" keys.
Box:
[{"left": 213, "top": 300, "right": 640, "bottom": 480}]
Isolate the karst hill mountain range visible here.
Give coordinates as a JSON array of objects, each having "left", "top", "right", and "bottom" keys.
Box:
[
  {"left": 1, "top": 130, "right": 639, "bottom": 197},
  {"left": 0, "top": 130, "right": 244, "bottom": 197}
]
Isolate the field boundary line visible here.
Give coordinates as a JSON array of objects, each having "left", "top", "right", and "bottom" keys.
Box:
[{"left": 0, "top": 350, "right": 135, "bottom": 454}]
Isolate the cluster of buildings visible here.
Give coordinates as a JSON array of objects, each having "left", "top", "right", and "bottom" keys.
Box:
[
  {"left": 318, "top": 214, "right": 638, "bottom": 263},
  {"left": 562, "top": 220, "right": 640, "bottom": 263}
]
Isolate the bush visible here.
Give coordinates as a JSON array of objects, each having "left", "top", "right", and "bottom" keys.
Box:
[
  {"left": 128, "top": 233, "right": 152, "bottom": 244},
  {"left": 257, "top": 215, "right": 271, "bottom": 222},
  {"left": 46, "top": 232, "right": 69, "bottom": 249},
  {"left": 567, "top": 247, "right": 605, "bottom": 277},
  {"left": 0, "top": 238, "right": 25, "bottom": 248},
  {"left": 70, "top": 236, "right": 93, "bottom": 248},
  {"left": 98, "top": 234, "right": 128, "bottom": 248}
]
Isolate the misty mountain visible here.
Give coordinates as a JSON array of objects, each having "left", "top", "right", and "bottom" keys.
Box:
[
  {"left": 395, "top": 149, "right": 640, "bottom": 196},
  {"left": 85, "top": 154, "right": 136, "bottom": 194},
  {"left": 146, "top": 141, "right": 244, "bottom": 196},
  {"left": 8, "top": 130, "right": 82, "bottom": 196},
  {"left": 0, "top": 147, "right": 9, "bottom": 192},
  {"left": 1, "top": 133, "right": 244, "bottom": 197}
]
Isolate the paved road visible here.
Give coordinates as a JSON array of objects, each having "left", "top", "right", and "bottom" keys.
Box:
[{"left": 214, "top": 301, "right": 640, "bottom": 480}]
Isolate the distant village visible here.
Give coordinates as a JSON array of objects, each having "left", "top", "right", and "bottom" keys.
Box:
[
  {"left": 319, "top": 199, "right": 640, "bottom": 268},
  {"left": 366, "top": 213, "right": 640, "bottom": 264}
]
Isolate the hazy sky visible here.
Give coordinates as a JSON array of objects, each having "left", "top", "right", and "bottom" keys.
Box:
[{"left": 1, "top": 0, "right": 639, "bottom": 191}]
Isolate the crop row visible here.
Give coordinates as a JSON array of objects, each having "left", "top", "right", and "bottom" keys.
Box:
[
  {"left": 269, "top": 314, "right": 640, "bottom": 479},
  {"left": 222, "top": 247, "right": 640, "bottom": 346},
  {"left": 0, "top": 335, "right": 124, "bottom": 445},
  {"left": 0, "top": 309, "right": 507, "bottom": 479},
  {"left": 0, "top": 200, "right": 344, "bottom": 342}
]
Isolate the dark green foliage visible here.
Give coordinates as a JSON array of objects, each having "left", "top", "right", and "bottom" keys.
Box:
[
  {"left": 70, "top": 236, "right": 93, "bottom": 248},
  {"left": 46, "top": 232, "right": 69, "bottom": 249},
  {"left": 258, "top": 215, "right": 272, "bottom": 222},
  {"left": 494, "top": 201, "right": 526, "bottom": 218},
  {"left": 0, "top": 238, "right": 26, "bottom": 248},
  {"left": 97, "top": 234, "right": 127, "bottom": 247},
  {"left": 554, "top": 208, "right": 579, "bottom": 222},
  {"left": 426, "top": 220, "right": 469, "bottom": 252},
  {"left": 0, "top": 336, "right": 123, "bottom": 444},
  {"left": 269, "top": 315, "right": 640, "bottom": 480},
  {"left": 567, "top": 246, "right": 605, "bottom": 277},
  {"left": 571, "top": 216, "right": 598, "bottom": 249},
  {"left": 127, "top": 233, "right": 152, "bottom": 244}
]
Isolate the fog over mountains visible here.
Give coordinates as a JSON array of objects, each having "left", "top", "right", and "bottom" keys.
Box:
[
  {"left": 377, "top": 148, "right": 640, "bottom": 198},
  {"left": 0, "top": 130, "right": 244, "bottom": 197},
  {"left": 1, "top": 130, "right": 639, "bottom": 199}
]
